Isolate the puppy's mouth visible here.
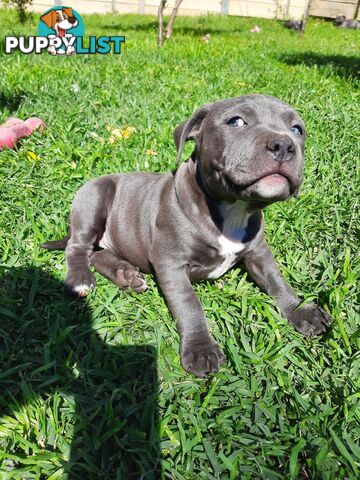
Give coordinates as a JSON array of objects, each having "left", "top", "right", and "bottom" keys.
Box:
[
  {"left": 56, "top": 26, "right": 66, "bottom": 37},
  {"left": 251, "top": 172, "right": 290, "bottom": 186},
  {"left": 225, "top": 171, "right": 293, "bottom": 201},
  {"left": 227, "top": 171, "right": 290, "bottom": 189}
]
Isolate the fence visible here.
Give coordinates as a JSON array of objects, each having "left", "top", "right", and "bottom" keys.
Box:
[
  {"left": 3, "top": 0, "right": 360, "bottom": 20},
  {"left": 309, "top": 0, "right": 360, "bottom": 19}
]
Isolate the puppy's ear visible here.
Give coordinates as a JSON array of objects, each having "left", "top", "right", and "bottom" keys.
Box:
[
  {"left": 174, "top": 104, "right": 211, "bottom": 165},
  {"left": 63, "top": 7, "right": 74, "bottom": 17},
  {"left": 40, "top": 10, "right": 55, "bottom": 28}
]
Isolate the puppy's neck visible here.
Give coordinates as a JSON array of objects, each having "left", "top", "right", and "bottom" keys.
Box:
[
  {"left": 218, "top": 200, "right": 250, "bottom": 240},
  {"left": 174, "top": 160, "right": 261, "bottom": 242},
  {"left": 192, "top": 159, "right": 256, "bottom": 237}
]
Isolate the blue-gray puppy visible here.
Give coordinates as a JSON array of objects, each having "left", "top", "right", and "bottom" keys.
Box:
[{"left": 43, "top": 94, "right": 331, "bottom": 377}]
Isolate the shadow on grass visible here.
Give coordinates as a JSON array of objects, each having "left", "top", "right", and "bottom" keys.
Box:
[
  {"left": 0, "top": 91, "right": 25, "bottom": 113},
  {"left": 0, "top": 266, "right": 159, "bottom": 479},
  {"left": 279, "top": 52, "right": 360, "bottom": 79},
  {"left": 101, "top": 20, "right": 245, "bottom": 36}
]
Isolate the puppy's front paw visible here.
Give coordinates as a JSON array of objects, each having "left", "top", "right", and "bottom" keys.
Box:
[
  {"left": 288, "top": 303, "right": 331, "bottom": 336},
  {"left": 65, "top": 270, "right": 96, "bottom": 298},
  {"left": 180, "top": 336, "right": 226, "bottom": 377}
]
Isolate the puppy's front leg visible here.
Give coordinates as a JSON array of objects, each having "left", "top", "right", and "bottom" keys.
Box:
[
  {"left": 243, "top": 240, "right": 331, "bottom": 335},
  {"left": 155, "top": 265, "right": 225, "bottom": 377}
]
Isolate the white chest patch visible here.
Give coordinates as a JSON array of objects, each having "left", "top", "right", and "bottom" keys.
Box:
[{"left": 207, "top": 200, "right": 250, "bottom": 279}]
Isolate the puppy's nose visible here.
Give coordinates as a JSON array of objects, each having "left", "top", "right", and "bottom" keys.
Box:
[
  {"left": 266, "top": 136, "right": 295, "bottom": 162},
  {"left": 68, "top": 16, "right": 77, "bottom": 24}
]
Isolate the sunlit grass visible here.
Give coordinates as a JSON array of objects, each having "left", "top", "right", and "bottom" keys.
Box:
[{"left": 0, "top": 9, "right": 359, "bottom": 479}]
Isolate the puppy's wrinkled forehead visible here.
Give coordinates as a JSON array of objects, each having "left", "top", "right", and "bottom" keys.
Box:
[{"left": 208, "top": 94, "right": 304, "bottom": 129}]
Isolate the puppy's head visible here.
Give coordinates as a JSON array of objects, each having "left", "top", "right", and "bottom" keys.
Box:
[
  {"left": 334, "top": 15, "right": 346, "bottom": 25},
  {"left": 174, "top": 94, "right": 306, "bottom": 206},
  {"left": 40, "top": 8, "right": 78, "bottom": 35},
  {"left": 284, "top": 20, "right": 302, "bottom": 30}
]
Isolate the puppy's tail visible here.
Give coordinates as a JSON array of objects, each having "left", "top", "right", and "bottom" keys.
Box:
[{"left": 41, "top": 235, "right": 69, "bottom": 250}]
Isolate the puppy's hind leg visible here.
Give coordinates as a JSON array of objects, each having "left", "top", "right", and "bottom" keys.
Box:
[
  {"left": 65, "top": 215, "right": 97, "bottom": 297},
  {"left": 91, "top": 249, "right": 148, "bottom": 293},
  {"left": 65, "top": 179, "right": 116, "bottom": 297}
]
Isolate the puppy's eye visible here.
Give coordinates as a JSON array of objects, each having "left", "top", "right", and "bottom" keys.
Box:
[
  {"left": 227, "top": 116, "right": 247, "bottom": 127},
  {"left": 291, "top": 125, "right": 303, "bottom": 136},
  {"left": 56, "top": 16, "right": 61, "bottom": 21}
]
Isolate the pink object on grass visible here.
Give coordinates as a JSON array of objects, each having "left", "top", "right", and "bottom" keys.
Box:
[
  {"left": 0, "top": 117, "right": 46, "bottom": 151},
  {"left": 0, "top": 127, "right": 18, "bottom": 149},
  {"left": 25, "top": 117, "right": 46, "bottom": 132}
]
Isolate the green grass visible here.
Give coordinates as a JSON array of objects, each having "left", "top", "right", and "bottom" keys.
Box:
[{"left": 0, "top": 8, "right": 359, "bottom": 479}]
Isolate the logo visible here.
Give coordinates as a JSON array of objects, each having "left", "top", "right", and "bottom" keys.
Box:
[
  {"left": 38, "top": 6, "right": 84, "bottom": 55},
  {"left": 4, "top": 6, "right": 125, "bottom": 55}
]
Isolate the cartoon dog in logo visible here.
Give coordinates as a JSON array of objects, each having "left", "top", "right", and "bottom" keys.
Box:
[{"left": 40, "top": 7, "right": 78, "bottom": 55}]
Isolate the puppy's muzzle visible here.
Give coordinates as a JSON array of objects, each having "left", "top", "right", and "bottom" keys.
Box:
[
  {"left": 266, "top": 135, "right": 296, "bottom": 163},
  {"left": 68, "top": 16, "right": 77, "bottom": 25}
]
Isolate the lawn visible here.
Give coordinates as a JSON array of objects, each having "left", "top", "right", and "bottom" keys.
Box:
[{"left": 0, "top": 8, "right": 359, "bottom": 480}]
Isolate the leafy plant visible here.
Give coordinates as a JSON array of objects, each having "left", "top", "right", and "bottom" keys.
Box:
[{"left": 4, "top": 0, "right": 33, "bottom": 23}]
